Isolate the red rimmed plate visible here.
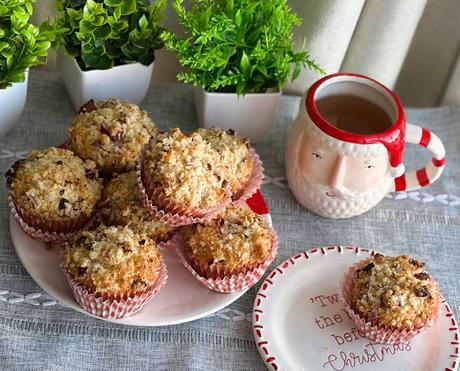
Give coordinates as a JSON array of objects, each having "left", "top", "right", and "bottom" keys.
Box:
[{"left": 253, "top": 247, "right": 459, "bottom": 371}]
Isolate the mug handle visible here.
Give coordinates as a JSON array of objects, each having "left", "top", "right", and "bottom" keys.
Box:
[{"left": 394, "top": 123, "right": 446, "bottom": 192}]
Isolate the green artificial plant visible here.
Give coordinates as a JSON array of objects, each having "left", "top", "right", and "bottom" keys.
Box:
[
  {"left": 162, "top": 0, "right": 324, "bottom": 95},
  {"left": 0, "top": 0, "right": 56, "bottom": 89},
  {"left": 55, "top": 0, "right": 166, "bottom": 71}
]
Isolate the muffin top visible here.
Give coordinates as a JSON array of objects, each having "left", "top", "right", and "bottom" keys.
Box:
[
  {"left": 6, "top": 147, "right": 102, "bottom": 220},
  {"left": 182, "top": 205, "right": 272, "bottom": 270},
  {"left": 67, "top": 98, "right": 157, "bottom": 174},
  {"left": 62, "top": 225, "right": 162, "bottom": 295},
  {"left": 143, "top": 128, "right": 229, "bottom": 209},
  {"left": 350, "top": 254, "right": 437, "bottom": 330},
  {"left": 197, "top": 128, "right": 253, "bottom": 193},
  {"left": 99, "top": 171, "right": 174, "bottom": 241}
]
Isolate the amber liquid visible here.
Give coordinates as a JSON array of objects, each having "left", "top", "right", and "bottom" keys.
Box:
[{"left": 316, "top": 95, "right": 393, "bottom": 135}]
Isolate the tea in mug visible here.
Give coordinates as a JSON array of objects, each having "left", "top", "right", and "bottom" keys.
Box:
[{"left": 316, "top": 95, "right": 393, "bottom": 135}]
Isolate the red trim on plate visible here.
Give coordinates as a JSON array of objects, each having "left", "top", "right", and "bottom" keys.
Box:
[{"left": 306, "top": 73, "right": 406, "bottom": 167}]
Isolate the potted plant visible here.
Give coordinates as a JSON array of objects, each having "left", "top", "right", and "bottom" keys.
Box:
[
  {"left": 162, "top": 0, "right": 323, "bottom": 142},
  {"left": 0, "top": 0, "right": 56, "bottom": 137},
  {"left": 55, "top": 0, "right": 166, "bottom": 109}
]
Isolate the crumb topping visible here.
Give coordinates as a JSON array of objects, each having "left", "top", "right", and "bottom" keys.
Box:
[
  {"left": 67, "top": 98, "right": 157, "bottom": 174},
  {"left": 7, "top": 147, "right": 102, "bottom": 220},
  {"left": 351, "top": 254, "right": 437, "bottom": 330},
  {"left": 198, "top": 128, "right": 253, "bottom": 193},
  {"left": 182, "top": 205, "right": 272, "bottom": 270},
  {"left": 99, "top": 171, "right": 174, "bottom": 241},
  {"left": 62, "top": 225, "right": 161, "bottom": 295},
  {"left": 143, "top": 128, "right": 230, "bottom": 209}
]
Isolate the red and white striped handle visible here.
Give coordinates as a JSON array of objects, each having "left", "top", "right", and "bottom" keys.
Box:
[{"left": 394, "top": 123, "right": 446, "bottom": 192}]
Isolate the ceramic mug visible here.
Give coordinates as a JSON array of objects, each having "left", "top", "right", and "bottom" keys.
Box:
[{"left": 285, "top": 73, "right": 446, "bottom": 218}]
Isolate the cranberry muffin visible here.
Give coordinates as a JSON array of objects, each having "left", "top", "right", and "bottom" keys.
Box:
[
  {"left": 181, "top": 205, "right": 273, "bottom": 278},
  {"left": 99, "top": 171, "right": 174, "bottom": 242},
  {"left": 141, "top": 128, "right": 230, "bottom": 213},
  {"left": 67, "top": 98, "right": 157, "bottom": 174},
  {"left": 6, "top": 147, "right": 102, "bottom": 237},
  {"left": 350, "top": 254, "right": 439, "bottom": 331},
  {"left": 61, "top": 225, "right": 162, "bottom": 297}
]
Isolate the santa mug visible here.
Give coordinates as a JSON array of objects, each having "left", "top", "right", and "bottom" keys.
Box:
[{"left": 285, "top": 73, "right": 446, "bottom": 218}]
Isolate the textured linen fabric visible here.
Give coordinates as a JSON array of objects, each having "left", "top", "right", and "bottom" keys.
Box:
[{"left": 0, "top": 69, "right": 459, "bottom": 370}]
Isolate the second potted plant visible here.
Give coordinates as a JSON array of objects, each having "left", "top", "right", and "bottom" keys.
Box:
[
  {"left": 55, "top": 0, "right": 166, "bottom": 109},
  {"left": 0, "top": 0, "right": 56, "bottom": 137},
  {"left": 162, "top": 0, "right": 323, "bottom": 142}
]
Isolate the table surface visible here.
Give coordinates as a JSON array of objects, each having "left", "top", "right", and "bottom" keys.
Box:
[{"left": 0, "top": 70, "right": 459, "bottom": 370}]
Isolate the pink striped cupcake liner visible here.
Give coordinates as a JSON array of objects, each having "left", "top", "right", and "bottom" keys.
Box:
[
  {"left": 232, "top": 148, "right": 264, "bottom": 203},
  {"left": 340, "top": 260, "right": 441, "bottom": 344},
  {"left": 62, "top": 261, "right": 168, "bottom": 319},
  {"left": 8, "top": 193, "right": 92, "bottom": 243},
  {"left": 169, "top": 224, "right": 278, "bottom": 293}
]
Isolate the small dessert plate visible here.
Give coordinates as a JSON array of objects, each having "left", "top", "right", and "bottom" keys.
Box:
[
  {"left": 253, "top": 247, "right": 459, "bottom": 371},
  {"left": 10, "top": 191, "right": 271, "bottom": 326}
]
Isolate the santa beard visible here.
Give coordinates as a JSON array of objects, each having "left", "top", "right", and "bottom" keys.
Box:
[{"left": 288, "top": 171, "right": 392, "bottom": 218}]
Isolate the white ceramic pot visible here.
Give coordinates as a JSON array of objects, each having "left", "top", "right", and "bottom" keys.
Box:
[
  {"left": 59, "top": 52, "right": 154, "bottom": 109},
  {"left": 0, "top": 71, "right": 28, "bottom": 138},
  {"left": 195, "top": 89, "right": 281, "bottom": 143}
]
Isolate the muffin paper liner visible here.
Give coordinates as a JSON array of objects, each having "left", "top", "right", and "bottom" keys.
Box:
[
  {"left": 168, "top": 224, "right": 278, "bottom": 293},
  {"left": 8, "top": 193, "right": 92, "bottom": 243},
  {"left": 232, "top": 149, "right": 264, "bottom": 203},
  {"left": 340, "top": 260, "right": 441, "bottom": 344},
  {"left": 136, "top": 159, "right": 230, "bottom": 227},
  {"left": 62, "top": 261, "right": 168, "bottom": 319}
]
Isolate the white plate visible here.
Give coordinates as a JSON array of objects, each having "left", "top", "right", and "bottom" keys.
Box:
[
  {"left": 10, "top": 192, "right": 271, "bottom": 326},
  {"left": 253, "top": 246, "right": 459, "bottom": 371}
]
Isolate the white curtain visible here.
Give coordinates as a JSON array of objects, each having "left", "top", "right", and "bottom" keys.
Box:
[
  {"left": 286, "top": 0, "right": 460, "bottom": 107},
  {"left": 33, "top": 0, "right": 460, "bottom": 107}
]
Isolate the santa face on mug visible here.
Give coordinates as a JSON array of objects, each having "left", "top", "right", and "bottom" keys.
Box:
[{"left": 292, "top": 121, "right": 400, "bottom": 218}]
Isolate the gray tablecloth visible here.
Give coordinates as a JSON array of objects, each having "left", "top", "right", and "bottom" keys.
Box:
[{"left": 0, "top": 69, "right": 459, "bottom": 370}]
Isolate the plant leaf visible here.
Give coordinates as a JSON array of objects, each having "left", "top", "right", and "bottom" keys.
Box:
[
  {"left": 120, "top": 0, "right": 137, "bottom": 15},
  {"left": 240, "top": 51, "right": 249, "bottom": 73},
  {"left": 291, "top": 62, "right": 301, "bottom": 81},
  {"left": 235, "top": 9, "right": 242, "bottom": 27},
  {"left": 104, "top": 0, "right": 124, "bottom": 6}
]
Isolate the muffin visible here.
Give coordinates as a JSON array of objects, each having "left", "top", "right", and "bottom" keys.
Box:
[
  {"left": 61, "top": 225, "right": 166, "bottom": 318},
  {"left": 99, "top": 171, "right": 174, "bottom": 242},
  {"left": 67, "top": 98, "right": 157, "bottom": 174},
  {"left": 140, "top": 128, "right": 231, "bottom": 215},
  {"left": 6, "top": 147, "right": 102, "bottom": 240},
  {"left": 343, "top": 254, "right": 440, "bottom": 343},
  {"left": 197, "top": 128, "right": 254, "bottom": 194},
  {"left": 181, "top": 204, "right": 273, "bottom": 278}
]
